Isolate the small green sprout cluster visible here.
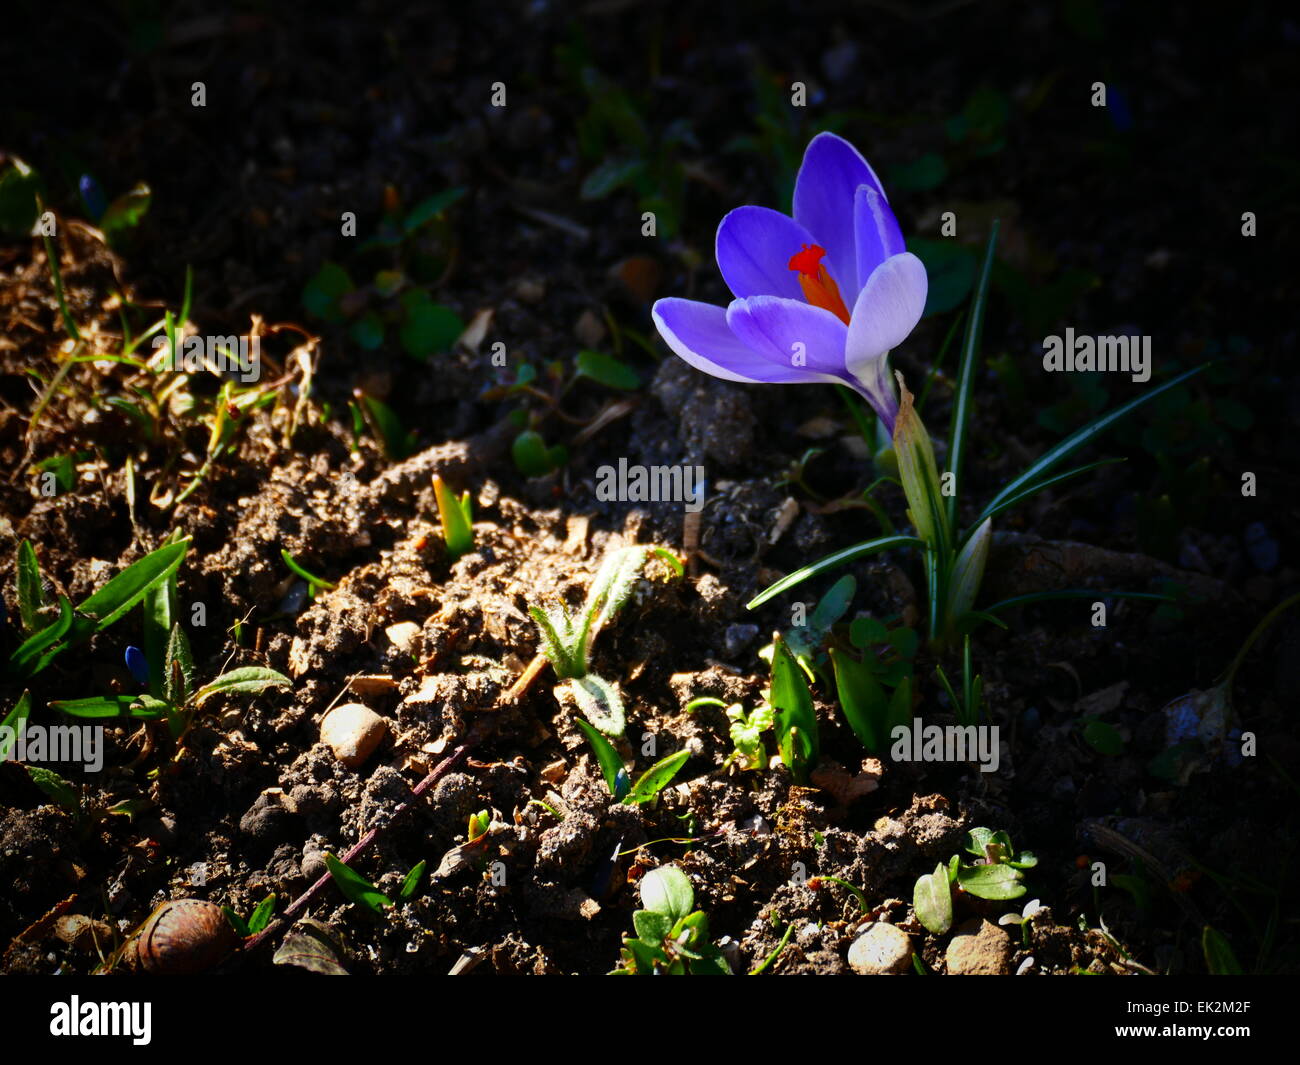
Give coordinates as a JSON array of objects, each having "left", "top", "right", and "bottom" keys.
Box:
[
  {"left": 612, "top": 866, "right": 730, "bottom": 976},
  {"left": 7, "top": 535, "right": 188, "bottom": 679},
  {"left": 50, "top": 538, "right": 290, "bottom": 746},
  {"left": 324, "top": 853, "right": 428, "bottom": 917},
  {"left": 686, "top": 696, "right": 773, "bottom": 773},
  {"left": 688, "top": 631, "right": 819, "bottom": 782},
  {"left": 530, "top": 544, "right": 683, "bottom": 736},
  {"left": 576, "top": 719, "right": 688, "bottom": 804},
  {"left": 223, "top": 894, "right": 277, "bottom": 939},
  {"left": 432, "top": 474, "right": 475, "bottom": 560},
  {"left": 913, "top": 827, "right": 1038, "bottom": 935}
]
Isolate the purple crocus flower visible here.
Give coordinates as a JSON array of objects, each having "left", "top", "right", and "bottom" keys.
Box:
[{"left": 652, "top": 132, "right": 927, "bottom": 433}]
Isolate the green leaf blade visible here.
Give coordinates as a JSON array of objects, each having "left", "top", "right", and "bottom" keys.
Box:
[
  {"left": 747, "top": 537, "right": 924, "bottom": 610},
  {"left": 985, "top": 364, "right": 1208, "bottom": 516},
  {"left": 194, "top": 667, "right": 292, "bottom": 705},
  {"left": 945, "top": 221, "right": 999, "bottom": 528},
  {"left": 626, "top": 749, "right": 689, "bottom": 805},
  {"left": 324, "top": 853, "right": 392, "bottom": 915},
  {"left": 16, "top": 541, "right": 42, "bottom": 633}
]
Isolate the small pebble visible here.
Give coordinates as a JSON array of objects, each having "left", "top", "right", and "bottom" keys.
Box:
[
  {"left": 724, "top": 623, "right": 760, "bottom": 659},
  {"left": 1244, "top": 522, "right": 1279, "bottom": 572},
  {"left": 574, "top": 308, "right": 606, "bottom": 348},
  {"left": 945, "top": 919, "right": 1013, "bottom": 975},
  {"left": 385, "top": 621, "right": 421, "bottom": 655},
  {"left": 848, "top": 922, "right": 913, "bottom": 975},
  {"left": 320, "top": 702, "right": 387, "bottom": 768}
]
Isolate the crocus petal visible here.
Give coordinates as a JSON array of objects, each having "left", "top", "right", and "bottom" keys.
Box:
[
  {"left": 653, "top": 297, "right": 813, "bottom": 384},
  {"left": 794, "top": 132, "right": 887, "bottom": 298},
  {"left": 845, "top": 252, "right": 928, "bottom": 372},
  {"left": 725, "top": 295, "right": 850, "bottom": 381},
  {"left": 843, "top": 253, "right": 928, "bottom": 429},
  {"left": 716, "top": 206, "right": 819, "bottom": 301},
  {"left": 853, "top": 185, "right": 906, "bottom": 289}
]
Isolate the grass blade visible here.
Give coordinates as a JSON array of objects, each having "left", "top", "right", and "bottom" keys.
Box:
[
  {"left": 10, "top": 595, "right": 73, "bottom": 673},
  {"left": 324, "top": 853, "right": 392, "bottom": 914},
  {"left": 984, "top": 364, "right": 1207, "bottom": 516},
  {"left": 0, "top": 691, "right": 32, "bottom": 760},
  {"left": 945, "top": 221, "right": 999, "bottom": 529},
  {"left": 49, "top": 694, "right": 141, "bottom": 718},
  {"left": 747, "top": 536, "right": 923, "bottom": 610},
  {"left": 16, "top": 541, "right": 42, "bottom": 633},
  {"left": 972, "top": 458, "right": 1126, "bottom": 528},
  {"left": 983, "top": 589, "right": 1174, "bottom": 616},
  {"left": 576, "top": 717, "right": 626, "bottom": 796},
  {"left": 626, "top": 749, "right": 690, "bottom": 805},
  {"left": 75, "top": 538, "right": 189, "bottom": 636}
]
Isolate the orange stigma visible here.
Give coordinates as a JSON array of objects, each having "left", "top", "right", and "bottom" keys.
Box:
[{"left": 787, "top": 244, "right": 850, "bottom": 324}]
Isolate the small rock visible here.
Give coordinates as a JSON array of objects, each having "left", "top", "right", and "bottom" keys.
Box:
[
  {"left": 574, "top": 309, "right": 606, "bottom": 348},
  {"left": 239, "top": 792, "right": 296, "bottom": 844},
  {"left": 945, "top": 918, "right": 1013, "bottom": 975},
  {"left": 385, "top": 621, "right": 421, "bottom": 655},
  {"left": 54, "top": 914, "right": 113, "bottom": 951},
  {"left": 320, "top": 703, "right": 387, "bottom": 768},
  {"left": 847, "top": 922, "right": 913, "bottom": 975},
  {"left": 1244, "top": 522, "right": 1279, "bottom": 572},
  {"left": 287, "top": 783, "right": 338, "bottom": 817},
  {"left": 515, "top": 277, "right": 545, "bottom": 304},
  {"left": 723, "top": 623, "right": 759, "bottom": 658}
]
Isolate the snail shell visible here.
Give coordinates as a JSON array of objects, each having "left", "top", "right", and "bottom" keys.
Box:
[{"left": 134, "top": 899, "right": 237, "bottom": 975}]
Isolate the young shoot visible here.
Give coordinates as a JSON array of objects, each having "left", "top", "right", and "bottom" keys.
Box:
[
  {"left": 529, "top": 543, "right": 683, "bottom": 735},
  {"left": 432, "top": 474, "right": 474, "bottom": 559},
  {"left": 575, "top": 718, "right": 689, "bottom": 804},
  {"left": 612, "top": 865, "right": 730, "bottom": 975},
  {"left": 52, "top": 616, "right": 290, "bottom": 748},
  {"left": 913, "top": 827, "right": 1038, "bottom": 935}
]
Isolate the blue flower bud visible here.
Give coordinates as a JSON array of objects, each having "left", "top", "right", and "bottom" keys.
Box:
[
  {"left": 79, "top": 174, "right": 107, "bottom": 223},
  {"left": 613, "top": 767, "right": 631, "bottom": 802},
  {"left": 125, "top": 645, "right": 150, "bottom": 687}
]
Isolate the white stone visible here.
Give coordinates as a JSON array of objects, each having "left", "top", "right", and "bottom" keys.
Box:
[{"left": 320, "top": 703, "right": 387, "bottom": 768}]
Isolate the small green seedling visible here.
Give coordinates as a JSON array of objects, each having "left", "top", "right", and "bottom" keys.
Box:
[
  {"left": 51, "top": 619, "right": 291, "bottom": 746},
  {"left": 760, "top": 574, "right": 858, "bottom": 680},
  {"left": 769, "top": 634, "right": 818, "bottom": 783},
  {"left": 686, "top": 696, "right": 775, "bottom": 773},
  {"left": 913, "top": 827, "right": 1038, "bottom": 934},
  {"left": 997, "top": 897, "right": 1044, "bottom": 947},
  {"left": 223, "top": 894, "right": 277, "bottom": 939},
  {"left": 280, "top": 548, "right": 336, "bottom": 600},
  {"left": 467, "top": 809, "right": 491, "bottom": 843},
  {"left": 932, "top": 634, "right": 983, "bottom": 727},
  {"left": 830, "top": 618, "right": 917, "bottom": 755},
  {"left": 7, "top": 537, "right": 189, "bottom": 679},
  {"left": 432, "top": 474, "right": 474, "bottom": 559},
  {"left": 575, "top": 718, "right": 688, "bottom": 804},
  {"left": 324, "top": 853, "right": 427, "bottom": 916},
  {"left": 612, "top": 866, "right": 730, "bottom": 975},
  {"left": 529, "top": 544, "right": 683, "bottom": 736}
]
